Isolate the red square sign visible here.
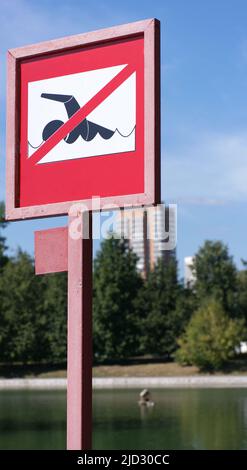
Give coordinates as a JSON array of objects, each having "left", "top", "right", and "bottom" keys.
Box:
[{"left": 6, "top": 19, "right": 160, "bottom": 220}]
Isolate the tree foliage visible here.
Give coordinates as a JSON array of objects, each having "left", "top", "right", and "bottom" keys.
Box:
[
  {"left": 0, "top": 251, "right": 45, "bottom": 362},
  {"left": 93, "top": 237, "right": 143, "bottom": 362},
  {"left": 237, "top": 259, "right": 247, "bottom": 325},
  {"left": 173, "top": 287, "right": 196, "bottom": 336},
  {"left": 137, "top": 257, "right": 182, "bottom": 357},
  {"left": 41, "top": 272, "right": 67, "bottom": 363},
  {"left": 0, "top": 202, "right": 8, "bottom": 269},
  {"left": 176, "top": 299, "right": 246, "bottom": 371},
  {"left": 193, "top": 241, "right": 238, "bottom": 316},
  {"left": 0, "top": 198, "right": 246, "bottom": 368},
  {"left": 0, "top": 248, "right": 67, "bottom": 364}
]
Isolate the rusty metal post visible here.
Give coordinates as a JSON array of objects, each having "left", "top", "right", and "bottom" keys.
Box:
[{"left": 67, "top": 211, "right": 93, "bottom": 450}]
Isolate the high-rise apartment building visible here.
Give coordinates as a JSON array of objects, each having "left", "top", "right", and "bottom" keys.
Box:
[
  {"left": 184, "top": 256, "right": 196, "bottom": 288},
  {"left": 115, "top": 204, "right": 176, "bottom": 277}
]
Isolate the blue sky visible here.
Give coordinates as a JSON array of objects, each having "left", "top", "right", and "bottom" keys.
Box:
[{"left": 1, "top": 0, "right": 247, "bottom": 277}]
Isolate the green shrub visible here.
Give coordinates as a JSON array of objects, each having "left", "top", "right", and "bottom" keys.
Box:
[{"left": 176, "top": 299, "right": 246, "bottom": 371}]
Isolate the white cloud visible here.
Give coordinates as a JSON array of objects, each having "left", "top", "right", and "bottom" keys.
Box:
[
  {"left": 1, "top": 1, "right": 84, "bottom": 45},
  {"left": 2, "top": 2, "right": 247, "bottom": 209},
  {"left": 0, "top": 0, "right": 125, "bottom": 201},
  {"left": 0, "top": 0, "right": 126, "bottom": 51},
  {"left": 0, "top": 0, "right": 123, "bottom": 91},
  {"left": 164, "top": 130, "right": 247, "bottom": 203}
]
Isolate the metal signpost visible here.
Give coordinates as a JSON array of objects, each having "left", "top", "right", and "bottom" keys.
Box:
[{"left": 6, "top": 18, "right": 160, "bottom": 450}]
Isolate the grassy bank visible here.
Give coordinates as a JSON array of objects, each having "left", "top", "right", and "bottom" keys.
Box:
[{"left": 1, "top": 356, "right": 247, "bottom": 378}]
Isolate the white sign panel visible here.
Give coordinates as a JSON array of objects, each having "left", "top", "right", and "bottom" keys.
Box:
[{"left": 28, "top": 65, "right": 136, "bottom": 164}]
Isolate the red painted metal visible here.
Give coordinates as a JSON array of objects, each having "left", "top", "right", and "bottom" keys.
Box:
[
  {"left": 67, "top": 212, "right": 93, "bottom": 450},
  {"left": 19, "top": 38, "right": 144, "bottom": 209},
  {"left": 34, "top": 215, "right": 93, "bottom": 449},
  {"left": 19, "top": 37, "right": 144, "bottom": 209},
  {"left": 6, "top": 18, "right": 161, "bottom": 452},
  {"left": 6, "top": 18, "right": 160, "bottom": 221},
  {"left": 34, "top": 227, "right": 68, "bottom": 275}
]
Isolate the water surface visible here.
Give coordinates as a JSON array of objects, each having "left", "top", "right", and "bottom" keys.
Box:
[{"left": 0, "top": 388, "right": 246, "bottom": 449}]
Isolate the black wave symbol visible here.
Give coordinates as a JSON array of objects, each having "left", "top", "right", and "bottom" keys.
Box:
[{"left": 41, "top": 93, "right": 114, "bottom": 143}]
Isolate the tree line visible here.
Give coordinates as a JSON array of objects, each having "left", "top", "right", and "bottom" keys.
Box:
[{"left": 0, "top": 201, "right": 246, "bottom": 370}]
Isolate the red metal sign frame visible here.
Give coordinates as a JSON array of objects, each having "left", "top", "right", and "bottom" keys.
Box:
[{"left": 6, "top": 18, "right": 160, "bottom": 221}]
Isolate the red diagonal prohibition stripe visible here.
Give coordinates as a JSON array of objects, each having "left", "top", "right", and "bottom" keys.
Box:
[{"left": 29, "top": 64, "right": 135, "bottom": 165}]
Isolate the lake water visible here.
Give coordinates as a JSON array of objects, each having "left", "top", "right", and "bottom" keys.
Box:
[{"left": 0, "top": 388, "right": 247, "bottom": 449}]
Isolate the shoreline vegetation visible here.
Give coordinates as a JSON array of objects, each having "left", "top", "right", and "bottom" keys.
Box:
[
  {"left": 0, "top": 357, "right": 247, "bottom": 379},
  {"left": 1, "top": 203, "right": 247, "bottom": 375}
]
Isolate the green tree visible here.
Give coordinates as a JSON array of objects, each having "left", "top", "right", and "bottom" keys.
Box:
[
  {"left": 0, "top": 250, "right": 46, "bottom": 363},
  {"left": 42, "top": 272, "right": 67, "bottom": 363},
  {"left": 173, "top": 286, "right": 196, "bottom": 334},
  {"left": 0, "top": 201, "right": 8, "bottom": 269},
  {"left": 138, "top": 256, "right": 181, "bottom": 357},
  {"left": 193, "top": 241, "right": 238, "bottom": 316},
  {"left": 0, "top": 250, "right": 67, "bottom": 364},
  {"left": 93, "top": 237, "right": 142, "bottom": 362},
  {"left": 176, "top": 299, "right": 246, "bottom": 371},
  {"left": 237, "top": 259, "right": 247, "bottom": 325}
]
